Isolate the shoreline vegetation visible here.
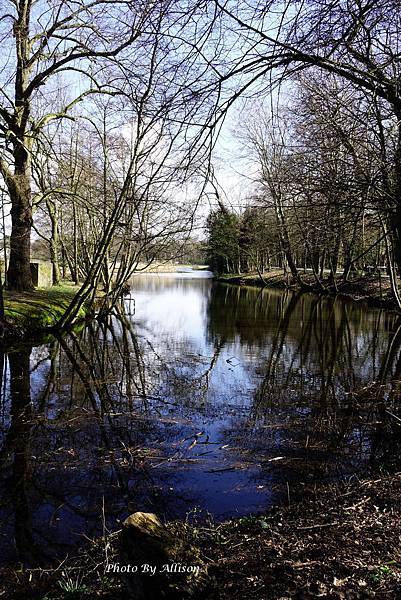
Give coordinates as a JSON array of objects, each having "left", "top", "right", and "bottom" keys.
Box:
[
  {"left": 215, "top": 270, "right": 400, "bottom": 311},
  {"left": 3, "top": 472, "right": 401, "bottom": 599},
  {"left": 0, "top": 264, "right": 207, "bottom": 341},
  {"left": 1, "top": 284, "right": 89, "bottom": 342},
  {"left": 1, "top": 266, "right": 399, "bottom": 342},
  {"left": 0, "top": 264, "right": 211, "bottom": 342}
]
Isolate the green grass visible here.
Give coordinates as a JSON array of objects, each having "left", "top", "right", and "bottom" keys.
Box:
[
  {"left": 57, "top": 572, "right": 90, "bottom": 598},
  {"left": 369, "top": 563, "right": 398, "bottom": 583},
  {"left": 4, "top": 284, "right": 87, "bottom": 331}
]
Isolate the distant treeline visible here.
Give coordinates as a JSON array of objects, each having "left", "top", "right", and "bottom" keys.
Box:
[
  {"left": 206, "top": 205, "right": 382, "bottom": 279},
  {"left": 206, "top": 73, "right": 397, "bottom": 294}
]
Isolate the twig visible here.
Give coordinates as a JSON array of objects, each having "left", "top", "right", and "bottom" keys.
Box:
[
  {"left": 296, "top": 521, "right": 338, "bottom": 530},
  {"left": 385, "top": 410, "right": 401, "bottom": 425}
]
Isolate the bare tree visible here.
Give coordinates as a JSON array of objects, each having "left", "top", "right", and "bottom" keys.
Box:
[
  {"left": 197, "top": 0, "right": 401, "bottom": 273},
  {"left": 0, "top": 0, "right": 173, "bottom": 290}
]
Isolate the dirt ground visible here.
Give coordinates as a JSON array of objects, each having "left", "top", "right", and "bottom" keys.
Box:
[
  {"left": 2, "top": 473, "right": 401, "bottom": 599},
  {"left": 204, "top": 473, "right": 401, "bottom": 599}
]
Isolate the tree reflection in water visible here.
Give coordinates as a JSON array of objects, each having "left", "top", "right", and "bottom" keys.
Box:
[{"left": 0, "top": 276, "right": 400, "bottom": 565}]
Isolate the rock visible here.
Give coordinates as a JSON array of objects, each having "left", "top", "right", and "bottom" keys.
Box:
[{"left": 119, "top": 512, "right": 210, "bottom": 599}]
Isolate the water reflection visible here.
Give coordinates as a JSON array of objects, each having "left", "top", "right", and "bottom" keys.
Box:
[{"left": 1, "top": 273, "right": 401, "bottom": 565}]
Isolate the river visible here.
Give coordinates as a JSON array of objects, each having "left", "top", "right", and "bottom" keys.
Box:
[{"left": 0, "top": 270, "right": 400, "bottom": 565}]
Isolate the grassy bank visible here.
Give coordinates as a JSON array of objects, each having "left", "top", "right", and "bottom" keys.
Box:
[
  {"left": 3, "top": 284, "right": 87, "bottom": 338},
  {"left": 216, "top": 270, "right": 397, "bottom": 310},
  {"left": 3, "top": 472, "right": 401, "bottom": 599}
]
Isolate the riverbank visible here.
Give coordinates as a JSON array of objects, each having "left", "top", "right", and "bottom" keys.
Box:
[
  {"left": 216, "top": 270, "right": 398, "bottom": 310},
  {"left": 204, "top": 471, "right": 401, "bottom": 599},
  {"left": 3, "top": 471, "right": 401, "bottom": 599},
  {"left": 2, "top": 284, "right": 87, "bottom": 340},
  {"left": 136, "top": 262, "right": 210, "bottom": 273}
]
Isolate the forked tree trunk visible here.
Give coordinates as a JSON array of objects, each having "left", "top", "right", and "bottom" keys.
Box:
[{"left": 274, "top": 196, "right": 301, "bottom": 284}]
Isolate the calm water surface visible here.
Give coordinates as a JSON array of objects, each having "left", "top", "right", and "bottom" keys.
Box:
[{"left": 1, "top": 271, "right": 401, "bottom": 565}]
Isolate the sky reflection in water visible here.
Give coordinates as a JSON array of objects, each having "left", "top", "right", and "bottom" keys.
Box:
[{"left": 0, "top": 271, "right": 400, "bottom": 565}]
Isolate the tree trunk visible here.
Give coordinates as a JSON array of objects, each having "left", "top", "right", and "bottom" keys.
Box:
[
  {"left": 392, "top": 115, "right": 401, "bottom": 277},
  {"left": 6, "top": 152, "right": 34, "bottom": 291},
  {"left": 392, "top": 206, "right": 401, "bottom": 278},
  {"left": 46, "top": 199, "right": 60, "bottom": 286},
  {"left": 269, "top": 185, "right": 304, "bottom": 285},
  {"left": 275, "top": 205, "right": 301, "bottom": 283},
  {"left": 384, "top": 219, "right": 401, "bottom": 310},
  {"left": 49, "top": 236, "right": 60, "bottom": 286},
  {"left": 6, "top": 2, "right": 34, "bottom": 292},
  {"left": 72, "top": 202, "right": 79, "bottom": 284}
]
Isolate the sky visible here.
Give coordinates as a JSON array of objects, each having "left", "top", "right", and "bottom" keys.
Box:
[{"left": 0, "top": 0, "right": 284, "bottom": 243}]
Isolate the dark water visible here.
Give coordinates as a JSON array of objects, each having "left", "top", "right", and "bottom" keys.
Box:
[{"left": 1, "top": 271, "right": 401, "bottom": 566}]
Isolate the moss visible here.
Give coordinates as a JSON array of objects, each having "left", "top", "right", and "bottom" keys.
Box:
[{"left": 4, "top": 284, "right": 88, "bottom": 332}]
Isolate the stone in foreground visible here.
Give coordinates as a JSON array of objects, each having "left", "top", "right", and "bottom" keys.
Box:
[{"left": 119, "top": 512, "right": 210, "bottom": 599}]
